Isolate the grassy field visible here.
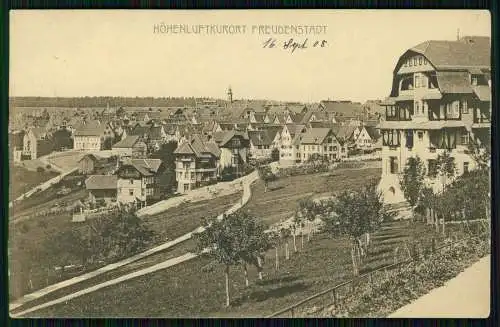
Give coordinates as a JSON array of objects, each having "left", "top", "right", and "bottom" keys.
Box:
[
  {"left": 47, "top": 151, "right": 86, "bottom": 170},
  {"left": 244, "top": 167, "right": 380, "bottom": 226},
  {"left": 9, "top": 166, "right": 59, "bottom": 200},
  {"left": 142, "top": 192, "right": 242, "bottom": 241},
  {"left": 10, "top": 166, "right": 379, "bottom": 312},
  {"left": 9, "top": 192, "right": 241, "bottom": 302},
  {"left": 23, "top": 219, "right": 454, "bottom": 317}
]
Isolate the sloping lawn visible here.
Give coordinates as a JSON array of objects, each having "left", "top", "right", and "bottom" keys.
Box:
[
  {"left": 142, "top": 192, "right": 242, "bottom": 241},
  {"left": 47, "top": 151, "right": 86, "bottom": 170},
  {"left": 245, "top": 167, "right": 380, "bottom": 226},
  {"left": 24, "top": 218, "right": 452, "bottom": 317},
  {"left": 9, "top": 166, "right": 59, "bottom": 200},
  {"left": 9, "top": 192, "right": 242, "bottom": 303}
]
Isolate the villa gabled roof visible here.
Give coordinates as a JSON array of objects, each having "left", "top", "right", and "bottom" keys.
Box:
[
  {"left": 409, "top": 36, "right": 490, "bottom": 69},
  {"left": 112, "top": 135, "right": 142, "bottom": 148},
  {"left": 436, "top": 71, "right": 473, "bottom": 94},
  {"left": 85, "top": 175, "right": 117, "bottom": 190},
  {"left": 300, "top": 128, "right": 332, "bottom": 144},
  {"left": 120, "top": 159, "right": 162, "bottom": 176}
]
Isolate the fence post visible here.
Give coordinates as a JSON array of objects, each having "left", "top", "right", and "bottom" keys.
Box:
[
  {"left": 291, "top": 307, "right": 295, "bottom": 318},
  {"left": 332, "top": 288, "right": 337, "bottom": 308},
  {"left": 385, "top": 267, "right": 389, "bottom": 281},
  {"left": 369, "top": 273, "right": 373, "bottom": 288}
]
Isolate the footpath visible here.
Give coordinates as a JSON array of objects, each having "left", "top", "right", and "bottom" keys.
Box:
[
  {"left": 10, "top": 171, "right": 259, "bottom": 316},
  {"left": 388, "top": 255, "right": 491, "bottom": 318}
]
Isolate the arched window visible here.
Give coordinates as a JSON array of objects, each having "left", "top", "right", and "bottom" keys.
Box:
[{"left": 389, "top": 187, "right": 396, "bottom": 195}]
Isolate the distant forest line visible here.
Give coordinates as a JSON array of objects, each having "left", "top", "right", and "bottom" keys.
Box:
[{"left": 9, "top": 96, "right": 209, "bottom": 108}]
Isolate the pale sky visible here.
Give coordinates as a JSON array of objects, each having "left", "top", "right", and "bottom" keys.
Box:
[{"left": 10, "top": 10, "right": 491, "bottom": 103}]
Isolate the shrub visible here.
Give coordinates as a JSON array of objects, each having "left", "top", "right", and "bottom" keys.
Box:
[
  {"left": 20, "top": 223, "right": 30, "bottom": 233},
  {"left": 36, "top": 167, "right": 45, "bottom": 173},
  {"left": 46, "top": 164, "right": 52, "bottom": 170},
  {"left": 37, "top": 220, "right": 48, "bottom": 229}
]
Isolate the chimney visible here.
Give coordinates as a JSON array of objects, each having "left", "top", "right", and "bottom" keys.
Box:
[{"left": 456, "top": 28, "right": 460, "bottom": 41}]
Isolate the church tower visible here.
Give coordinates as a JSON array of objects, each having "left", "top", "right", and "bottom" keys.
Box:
[{"left": 227, "top": 85, "right": 233, "bottom": 103}]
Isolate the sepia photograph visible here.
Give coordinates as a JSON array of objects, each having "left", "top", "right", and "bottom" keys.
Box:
[{"left": 8, "top": 9, "right": 491, "bottom": 318}]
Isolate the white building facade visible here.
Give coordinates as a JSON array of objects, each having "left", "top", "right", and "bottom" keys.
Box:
[{"left": 378, "top": 36, "right": 491, "bottom": 204}]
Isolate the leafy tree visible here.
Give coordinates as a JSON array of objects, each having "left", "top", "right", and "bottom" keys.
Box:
[
  {"left": 322, "top": 180, "right": 393, "bottom": 276},
  {"left": 436, "top": 150, "right": 456, "bottom": 192},
  {"left": 280, "top": 226, "right": 292, "bottom": 260},
  {"left": 236, "top": 212, "right": 271, "bottom": 285},
  {"left": 297, "top": 198, "right": 319, "bottom": 242},
  {"left": 193, "top": 212, "right": 268, "bottom": 306},
  {"left": 293, "top": 206, "right": 306, "bottom": 251},
  {"left": 116, "top": 106, "right": 125, "bottom": 117},
  {"left": 436, "top": 169, "right": 490, "bottom": 225},
  {"left": 51, "top": 128, "right": 73, "bottom": 150},
  {"left": 44, "top": 229, "right": 91, "bottom": 271},
  {"left": 150, "top": 141, "right": 178, "bottom": 170},
  {"left": 399, "top": 156, "right": 427, "bottom": 208},
  {"left": 258, "top": 165, "right": 277, "bottom": 193},
  {"left": 467, "top": 139, "right": 491, "bottom": 171},
  {"left": 102, "top": 137, "right": 114, "bottom": 150},
  {"left": 84, "top": 208, "right": 157, "bottom": 263}
]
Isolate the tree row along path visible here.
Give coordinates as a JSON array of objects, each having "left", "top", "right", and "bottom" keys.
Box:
[
  {"left": 9, "top": 170, "right": 260, "bottom": 314},
  {"left": 11, "top": 169, "right": 317, "bottom": 318}
]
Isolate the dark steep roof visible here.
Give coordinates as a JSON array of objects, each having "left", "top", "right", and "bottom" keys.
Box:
[
  {"left": 300, "top": 128, "right": 333, "bottom": 144},
  {"left": 248, "top": 130, "right": 273, "bottom": 146},
  {"left": 112, "top": 135, "right": 141, "bottom": 148},
  {"left": 120, "top": 159, "right": 162, "bottom": 176},
  {"left": 85, "top": 175, "right": 117, "bottom": 190},
  {"left": 410, "top": 36, "right": 490, "bottom": 69},
  {"left": 436, "top": 71, "right": 473, "bottom": 94}
]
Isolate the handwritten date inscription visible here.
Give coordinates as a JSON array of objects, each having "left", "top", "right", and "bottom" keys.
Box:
[{"left": 263, "top": 37, "right": 327, "bottom": 53}]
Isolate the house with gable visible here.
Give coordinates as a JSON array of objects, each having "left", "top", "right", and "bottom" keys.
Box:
[
  {"left": 73, "top": 121, "right": 115, "bottom": 151},
  {"left": 213, "top": 130, "right": 250, "bottom": 176},
  {"left": 85, "top": 175, "right": 118, "bottom": 203},
  {"left": 174, "top": 134, "right": 221, "bottom": 193},
  {"left": 116, "top": 158, "right": 165, "bottom": 206},
  {"left": 112, "top": 135, "right": 148, "bottom": 158},
  {"left": 22, "top": 127, "right": 53, "bottom": 160},
  {"left": 353, "top": 125, "right": 381, "bottom": 150},
  {"left": 248, "top": 130, "right": 272, "bottom": 160},
  {"left": 279, "top": 124, "right": 306, "bottom": 166},
  {"left": 298, "top": 127, "right": 344, "bottom": 162}
]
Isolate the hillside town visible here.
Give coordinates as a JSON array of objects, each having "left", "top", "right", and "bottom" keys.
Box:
[
  {"left": 9, "top": 33, "right": 491, "bottom": 318},
  {"left": 9, "top": 94, "right": 384, "bottom": 206}
]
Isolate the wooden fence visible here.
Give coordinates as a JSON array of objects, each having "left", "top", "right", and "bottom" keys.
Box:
[{"left": 266, "top": 235, "right": 482, "bottom": 318}]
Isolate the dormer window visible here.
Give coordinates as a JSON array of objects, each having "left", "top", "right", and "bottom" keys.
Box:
[{"left": 418, "top": 57, "right": 423, "bottom": 65}]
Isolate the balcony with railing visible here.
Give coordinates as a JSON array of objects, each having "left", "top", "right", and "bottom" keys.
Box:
[
  {"left": 385, "top": 106, "right": 413, "bottom": 121},
  {"left": 428, "top": 106, "right": 462, "bottom": 121},
  {"left": 428, "top": 130, "right": 459, "bottom": 152}
]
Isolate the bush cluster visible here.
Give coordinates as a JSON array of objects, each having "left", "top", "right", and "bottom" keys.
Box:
[{"left": 276, "top": 163, "right": 330, "bottom": 177}]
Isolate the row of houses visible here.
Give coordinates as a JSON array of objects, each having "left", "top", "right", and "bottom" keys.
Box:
[{"left": 10, "top": 97, "right": 383, "bottom": 163}]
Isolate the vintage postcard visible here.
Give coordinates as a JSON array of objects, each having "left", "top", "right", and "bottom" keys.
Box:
[{"left": 8, "top": 10, "right": 491, "bottom": 318}]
